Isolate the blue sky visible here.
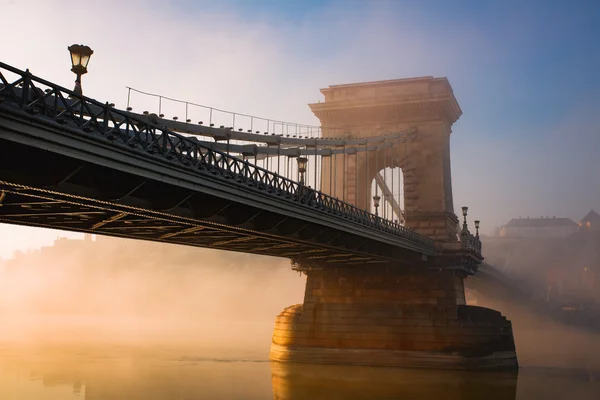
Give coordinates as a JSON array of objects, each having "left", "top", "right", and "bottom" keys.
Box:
[{"left": 1, "top": 0, "right": 600, "bottom": 256}]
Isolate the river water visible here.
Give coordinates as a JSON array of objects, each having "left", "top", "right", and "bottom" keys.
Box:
[
  {"left": 0, "top": 342, "right": 598, "bottom": 400},
  {"left": 1, "top": 252, "right": 599, "bottom": 399}
]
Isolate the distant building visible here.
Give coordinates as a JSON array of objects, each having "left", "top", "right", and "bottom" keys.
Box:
[
  {"left": 498, "top": 216, "right": 577, "bottom": 238},
  {"left": 578, "top": 210, "right": 600, "bottom": 232}
]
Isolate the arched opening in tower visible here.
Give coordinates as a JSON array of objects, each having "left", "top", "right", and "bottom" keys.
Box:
[{"left": 370, "top": 166, "right": 404, "bottom": 224}]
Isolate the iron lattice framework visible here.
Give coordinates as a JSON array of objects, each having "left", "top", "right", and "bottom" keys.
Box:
[{"left": 0, "top": 61, "right": 436, "bottom": 259}]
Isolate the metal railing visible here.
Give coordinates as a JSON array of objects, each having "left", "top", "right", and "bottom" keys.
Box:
[
  {"left": 0, "top": 61, "right": 436, "bottom": 250},
  {"left": 460, "top": 231, "right": 482, "bottom": 254}
]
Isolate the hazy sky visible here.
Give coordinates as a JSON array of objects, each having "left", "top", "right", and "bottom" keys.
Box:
[{"left": 1, "top": 0, "right": 599, "bottom": 257}]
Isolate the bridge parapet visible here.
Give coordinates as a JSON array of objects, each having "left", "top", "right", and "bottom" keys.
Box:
[
  {"left": 434, "top": 233, "right": 484, "bottom": 275},
  {"left": 461, "top": 232, "right": 482, "bottom": 253}
]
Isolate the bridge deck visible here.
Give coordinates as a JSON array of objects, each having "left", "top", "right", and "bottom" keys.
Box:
[{"left": 0, "top": 62, "right": 435, "bottom": 267}]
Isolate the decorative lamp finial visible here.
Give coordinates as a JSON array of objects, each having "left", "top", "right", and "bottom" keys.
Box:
[
  {"left": 373, "top": 195, "right": 381, "bottom": 216},
  {"left": 67, "top": 44, "right": 93, "bottom": 96},
  {"left": 461, "top": 206, "right": 469, "bottom": 233},
  {"left": 297, "top": 156, "right": 308, "bottom": 185}
]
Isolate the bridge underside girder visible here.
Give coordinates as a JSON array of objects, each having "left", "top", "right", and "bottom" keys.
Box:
[{"left": 0, "top": 135, "right": 425, "bottom": 265}]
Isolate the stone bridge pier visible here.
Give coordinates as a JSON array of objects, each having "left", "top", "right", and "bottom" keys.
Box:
[{"left": 269, "top": 77, "right": 518, "bottom": 370}]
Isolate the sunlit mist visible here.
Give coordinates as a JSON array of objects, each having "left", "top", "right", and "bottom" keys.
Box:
[{"left": 0, "top": 235, "right": 305, "bottom": 356}]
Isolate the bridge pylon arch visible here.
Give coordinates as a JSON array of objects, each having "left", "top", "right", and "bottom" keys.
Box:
[{"left": 309, "top": 77, "right": 461, "bottom": 242}]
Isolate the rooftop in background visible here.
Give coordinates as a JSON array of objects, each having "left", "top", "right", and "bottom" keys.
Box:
[
  {"left": 580, "top": 210, "right": 600, "bottom": 225},
  {"left": 499, "top": 216, "right": 579, "bottom": 239},
  {"left": 506, "top": 216, "right": 577, "bottom": 228},
  {"left": 579, "top": 209, "right": 600, "bottom": 231}
]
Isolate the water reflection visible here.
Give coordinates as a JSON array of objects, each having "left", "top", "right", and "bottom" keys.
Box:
[
  {"left": 271, "top": 362, "right": 518, "bottom": 400},
  {"left": 1, "top": 347, "right": 599, "bottom": 399},
  {"left": 0, "top": 347, "right": 273, "bottom": 400}
]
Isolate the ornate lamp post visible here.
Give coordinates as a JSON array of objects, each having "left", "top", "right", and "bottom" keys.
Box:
[
  {"left": 297, "top": 156, "right": 308, "bottom": 185},
  {"left": 474, "top": 220, "right": 480, "bottom": 238},
  {"left": 373, "top": 195, "right": 381, "bottom": 216},
  {"left": 68, "top": 44, "right": 93, "bottom": 96},
  {"left": 461, "top": 206, "right": 469, "bottom": 234}
]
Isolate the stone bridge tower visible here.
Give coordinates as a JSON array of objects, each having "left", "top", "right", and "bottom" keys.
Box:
[
  {"left": 309, "top": 77, "right": 461, "bottom": 242},
  {"left": 270, "top": 77, "right": 517, "bottom": 371}
]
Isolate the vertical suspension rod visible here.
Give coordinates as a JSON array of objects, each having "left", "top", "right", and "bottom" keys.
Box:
[
  {"left": 329, "top": 151, "right": 333, "bottom": 196},
  {"left": 314, "top": 140, "right": 318, "bottom": 191},
  {"left": 277, "top": 140, "right": 281, "bottom": 176},
  {"left": 343, "top": 144, "right": 347, "bottom": 203},
  {"left": 391, "top": 143, "right": 395, "bottom": 222},
  {"left": 354, "top": 147, "right": 358, "bottom": 207},
  {"left": 383, "top": 139, "right": 387, "bottom": 220},
  {"left": 365, "top": 140, "right": 369, "bottom": 212}
]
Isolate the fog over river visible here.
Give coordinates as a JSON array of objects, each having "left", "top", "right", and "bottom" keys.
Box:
[{"left": 0, "top": 236, "right": 599, "bottom": 399}]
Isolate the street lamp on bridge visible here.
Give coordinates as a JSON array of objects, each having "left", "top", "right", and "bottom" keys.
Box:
[
  {"left": 474, "top": 220, "right": 480, "bottom": 238},
  {"left": 373, "top": 195, "right": 381, "bottom": 216},
  {"left": 461, "top": 206, "right": 469, "bottom": 234},
  {"left": 297, "top": 156, "right": 308, "bottom": 185},
  {"left": 68, "top": 44, "right": 93, "bottom": 96}
]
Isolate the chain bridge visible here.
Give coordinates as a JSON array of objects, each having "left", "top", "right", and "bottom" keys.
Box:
[{"left": 0, "top": 61, "right": 517, "bottom": 370}]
